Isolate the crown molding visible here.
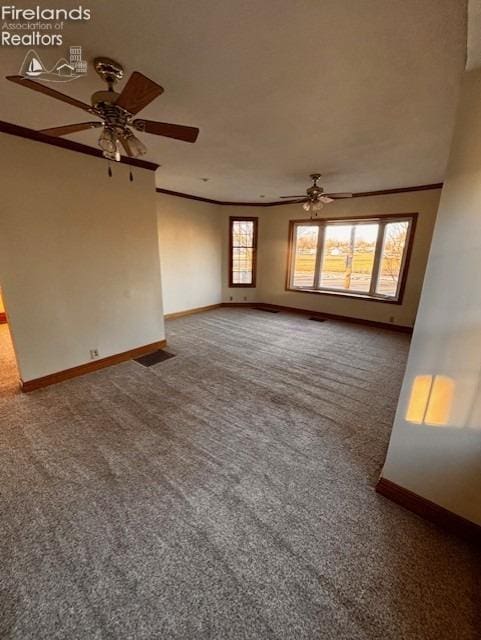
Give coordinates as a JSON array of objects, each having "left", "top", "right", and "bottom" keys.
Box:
[
  {"left": 156, "top": 188, "right": 226, "bottom": 205},
  {"left": 352, "top": 183, "right": 443, "bottom": 198},
  {"left": 0, "top": 120, "right": 159, "bottom": 171},
  {"left": 156, "top": 182, "right": 443, "bottom": 206}
]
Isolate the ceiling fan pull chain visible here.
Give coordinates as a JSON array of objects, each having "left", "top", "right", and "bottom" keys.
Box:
[
  {"left": 108, "top": 161, "right": 112, "bottom": 178},
  {"left": 129, "top": 169, "right": 134, "bottom": 182}
]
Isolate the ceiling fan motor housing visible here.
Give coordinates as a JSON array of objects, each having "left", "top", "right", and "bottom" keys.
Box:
[
  {"left": 307, "top": 173, "right": 323, "bottom": 199},
  {"left": 90, "top": 89, "right": 120, "bottom": 107},
  {"left": 307, "top": 185, "right": 323, "bottom": 198},
  {"left": 94, "top": 57, "right": 124, "bottom": 87}
]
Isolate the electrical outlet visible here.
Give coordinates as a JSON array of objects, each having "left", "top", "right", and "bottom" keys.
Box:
[
  {"left": 229, "top": 296, "right": 233, "bottom": 301},
  {"left": 89, "top": 348, "right": 99, "bottom": 359},
  {"left": 389, "top": 316, "right": 395, "bottom": 323},
  {"left": 243, "top": 296, "right": 247, "bottom": 301}
]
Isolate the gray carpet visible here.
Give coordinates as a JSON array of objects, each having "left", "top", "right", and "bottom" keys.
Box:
[{"left": 0, "top": 309, "right": 479, "bottom": 639}]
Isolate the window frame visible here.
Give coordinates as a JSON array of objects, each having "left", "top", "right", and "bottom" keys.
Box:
[
  {"left": 229, "top": 216, "right": 258, "bottom": 288},
  {"left": 286, "top": 213, "right": 417, "bottom": 305}
]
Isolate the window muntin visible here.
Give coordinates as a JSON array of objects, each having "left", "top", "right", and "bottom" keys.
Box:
[
  {"left": 289, "top": 216, "right": 414, "bottom": 302},
  {"left": 229, "top": 217, "right": 258, "bottom": 286}
]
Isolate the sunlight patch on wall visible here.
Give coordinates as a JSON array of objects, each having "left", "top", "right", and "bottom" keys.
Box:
[
  {"left": 406, "top": 375, "right": 455, "bottom": 427},
  {"left": 405, "top": 375, "right": 432, "bottom": 423}
]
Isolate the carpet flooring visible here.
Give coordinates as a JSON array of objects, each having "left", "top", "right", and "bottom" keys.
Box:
[{"left": 0, "top": 309, "right": 479, "bottom": 639}]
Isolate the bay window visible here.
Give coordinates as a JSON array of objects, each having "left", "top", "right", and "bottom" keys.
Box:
[{"left": 288, "top": 214, "right": 416, "bottom": 302}]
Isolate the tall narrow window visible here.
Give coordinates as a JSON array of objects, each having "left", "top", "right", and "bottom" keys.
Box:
[
  {"left": 229, "top": 217, "right": 258, "bottom": 287},
  {"left": 287, "top": 215, "right": 415, "bottom": 303}
]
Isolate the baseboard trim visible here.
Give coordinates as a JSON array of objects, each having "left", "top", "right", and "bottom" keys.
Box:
[
  {"left": 21, "top": 340, "right": 167, "bottom": 392},
  {"left": 0, "top": 312, "right": 6, "bottom": 324},
  {"left": 376, "top": 477, "right": 481, "bottom": 544},
  {"left": 163, "top": 301, "right": 412, "bottom": 332},
  {"left": 164, "top": 303, "right": 222, "bottom": 320},
  {"left": 232, "top": 302, "right": 412, "bottom": 333},
  {"left": 220, "top": 302, "right": 256, "bottom": 308}
]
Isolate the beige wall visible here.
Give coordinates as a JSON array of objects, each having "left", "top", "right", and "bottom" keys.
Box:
[
  {"left": 381, "top": 69, "right": 481, "bottom": 526},
  {"left": 0, "top": 134, "right": 165, "bottom": 383},
  {"left": 157, "top": 194, "right": 222, "bottom": 315},
  {"left": 220, "top": 190, "right": 440, "bottom": 326}
]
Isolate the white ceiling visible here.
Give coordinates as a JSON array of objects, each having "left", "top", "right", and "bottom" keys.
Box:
[{"left": 0, "top": 0, "right": 467, "bottom": 201}]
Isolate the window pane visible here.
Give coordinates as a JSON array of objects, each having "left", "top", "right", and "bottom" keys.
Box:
[
  {"left": 232, "top": 221, "right": 253, "bottom": 247},
  {"left": 376, "top": 221, "right": 409, "bottom": 297},
  {"left": 292, "top": 225, "right": 319, "bottom": 287},
  {"left": 232, "top": 246, "right": 253, "bottom": 284},
  {"left": 231, "top": 220, "right": 255, "bottom": 284},
  {"left": 319, "top": 223, "right": 379, "bottom": 292}
]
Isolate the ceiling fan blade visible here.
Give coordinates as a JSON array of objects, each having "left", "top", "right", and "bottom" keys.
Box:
[
  {"left": 115, "top": 72, "right": 164, "bottom": 114},
  {"left": 39, "top": 122, "right": 102, "bottom": 137},
  {"left": 132, "top": 120, "right": 199, "bottom": 142},
  {"left": 133, "top": 119, "right": 199, "bottom": 143},
  {"left": 6, "top": 75, "right": 94, "bottom": 113},
  {"left": 281, "top": 198, "right": 307, "bottom": 204},
  {"left": 280, "top": 195, "right": 306, "bottom": 199},
  {"left": 319, "top": 196, "right": 334, "bottom": 204},
  {"left": 324, "top": 192, "right": 353, "bottom": 198},
  {"left": 118, "top": 135, "right": 134, "bottom": 157}
]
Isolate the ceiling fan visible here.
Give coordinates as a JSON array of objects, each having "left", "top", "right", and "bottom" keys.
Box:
[
  {"left": 6, "top": 57, "right": 200, "bottom": 161},
  {"left": 280, "top": 173, "right": 352, "bottom": 215}
]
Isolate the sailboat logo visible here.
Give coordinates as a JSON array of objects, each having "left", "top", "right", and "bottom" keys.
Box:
[
  {"left": 26, "top": 55, "right": 44, "bottom": 76},
  {"left": 19, "top": 47, "right": 88, "bottom": 83}
]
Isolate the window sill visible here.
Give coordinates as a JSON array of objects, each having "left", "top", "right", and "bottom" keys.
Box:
[
  {"left": 229, "top": 283, "right": 256, "bottom": 288},
  {"left": 286, "top": 287, "right": 402, "bottom": 305}
]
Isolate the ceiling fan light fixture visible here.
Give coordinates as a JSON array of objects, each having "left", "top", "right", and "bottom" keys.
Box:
[
  {"left": 124, "top": 130, "right": 147, "bottom": 157},
  {"left": 99, "top": 127, "right": 117, "bottom": 154},
  {"left": 303, "top": 199, "right": 323, "bottom": 214},
  {"left": 103, "top": 147, "right": 121, "bottom": 162}
]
